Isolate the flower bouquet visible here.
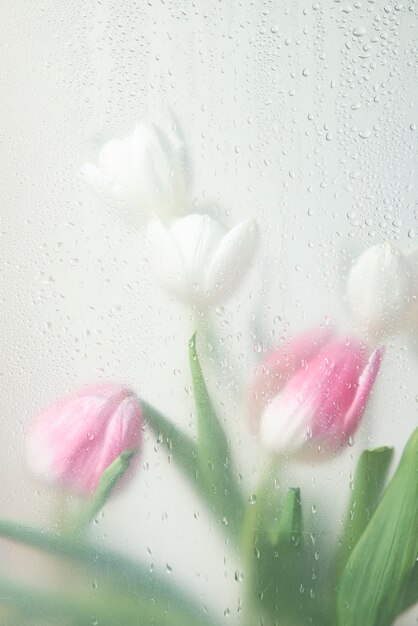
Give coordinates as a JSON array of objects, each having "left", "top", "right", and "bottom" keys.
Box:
[{"left": 0, "top": 121, "right": 417, "bottom": 626}]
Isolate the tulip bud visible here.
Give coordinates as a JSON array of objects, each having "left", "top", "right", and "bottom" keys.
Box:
[
  {"left": 254, "top": 331, "right": 383, "bottom": 459},
  {"left": 83, "top": 122, "right": 187, "bottom": 221},
  {"left": 148, "top": 213, "right": 258, "bottom": 308},
  {"left": 26, "top": 383, "right": 143, "bottom": 495},
  {"left": 249, "top": 326, "right": 334, "bottom": 423},
  {"left": 346, "top": 242, "right": 414, "bottom": 340}
]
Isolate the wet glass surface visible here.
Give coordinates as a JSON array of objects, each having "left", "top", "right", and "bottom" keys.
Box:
[{"left": 0, "top": 2, "right": 417, "bottom": 625}]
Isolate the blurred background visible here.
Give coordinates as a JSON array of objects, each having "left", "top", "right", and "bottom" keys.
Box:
[{"left": 0, "top": 1, "right": 417, "bottom": 623}]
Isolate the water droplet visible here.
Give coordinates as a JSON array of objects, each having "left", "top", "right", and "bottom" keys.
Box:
[
  {"left": 235, "top": 570, "right": 244, "bottom": 582},
  {"left": 353, "top": 26, "right": 366, "bottom": 36}
]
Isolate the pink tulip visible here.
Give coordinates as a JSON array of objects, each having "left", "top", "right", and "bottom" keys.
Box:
[
  {"left": 26, "top": 382, "right": 143, "bottom": 494},
  {"left": 251, "top": 330, "right": 384, "bottom": 458}
]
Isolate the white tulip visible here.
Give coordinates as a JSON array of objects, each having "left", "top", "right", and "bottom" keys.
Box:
[
  {"left": 347, "top": 242, "right": 414, "bottom": 339},
  {"left": 148, "top": 213, "right": 258, "bottom": 307},
  {"left": 84, "top": 122, "right": 187, "bottom": 220}
]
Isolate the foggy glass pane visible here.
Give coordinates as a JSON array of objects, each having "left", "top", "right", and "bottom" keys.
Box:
[{"left": 0, "top": 2, "right": 417, "bottom": 625}]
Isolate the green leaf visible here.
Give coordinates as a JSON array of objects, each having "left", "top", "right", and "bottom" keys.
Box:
[
  {"left": 0, "top": 520, "right": 221, "bottom": 626},
  {"left": 142, "top": 344, "right": 244, "bottom": 543},
  {"left": 72, "top": 449, "right": 138, "bottom": 534},
  {"left": 0, "top": 577, "right": 155, "bottom": 626},
  {"left": 241, "top": 464, "right": 304, "bottom": 621},
  {"left": 141, "top": 400, "right": 200, "bottom": 486},
  {"left": 337, "top": 446, "right": 393, "bottom": 573},
  {"left": 271, "top": 486, "right": 303, "bottom": 546},
  {"left": 338, "top": 428, "right": 418, "bottom": 626},
  {"left": 0, "top": 576, "right": 212, "bottom": 626},
  {"left": 189, "top": 333, "right": 244, "bottom": 537},
  {"left": 397, "top": 563, "right": 418, "bottom": 615}
]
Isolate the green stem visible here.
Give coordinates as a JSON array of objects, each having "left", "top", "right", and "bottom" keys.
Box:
[{"left": 240, "top": 459, "right": 280, "bottom": 625}]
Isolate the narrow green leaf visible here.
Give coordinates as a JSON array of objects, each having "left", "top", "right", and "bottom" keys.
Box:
[
  {"left": 270, "top": 487, "right": 303, "bottom": 546},
  {"left": 0, "top": 520, "right": 221, "bottom": 626},
  {"left": 337, "top": 446, "right": 393, "bottom": 572},
  {"left": 189, "top": 333, "right": 244, "bottom": 536},
  {"left": 338, "top": 428, "right": 418, "bottom": 626},
  {"left": 0, "top": 577, "right": 152, "bottom": 626},
  {"left": 189, "top": 333, "right": 229, "bottom": 465},
  {"left": 73, "top": 449, "right": 138, "bottom": 534},
  {"left": 253, "top": 486, "right": 304, "bottom": 607},
  {"left": 397, "top": 563, "right": 418, "bottom": 615},
  {"left": 241, "top": 468, "right": 333, "bottom": 626},
  {"left": 141, "top": 400, "right": 199, "bottom": 484},
  {"left": 0, "top": 575, "right": 213, "bottom": 626}
]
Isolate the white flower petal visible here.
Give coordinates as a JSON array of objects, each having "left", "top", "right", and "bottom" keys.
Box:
[
  {"left": 205, "top": 218, "right": 258, "bottom": 303},
  {"left": 347, "top": 242, "right": 413, "bottom": 338},
  {"left": 84, "top": 122, "right": 188, "bottom": 221},
  {"left": 83, "top": 163, "right": 112, "bottom": 196},
  {"left": 259, "top": 391, "right": 312, "bottom": 456},
  {"left": 99, "top": 138, "right": 126, "bottom": 179},
  {"left": 148, "top": 213, "right": 258, "bottom": 308},
  {"left": 170, "top": 214, "right": 226, "bottom": 288},
  {"left": 147, "top": 216, "right": 190, "bottom": 300}
]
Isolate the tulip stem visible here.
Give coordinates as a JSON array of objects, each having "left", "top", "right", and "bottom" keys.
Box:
[{"left": 239, "top": 458, "right": 281, "bottom": 624}]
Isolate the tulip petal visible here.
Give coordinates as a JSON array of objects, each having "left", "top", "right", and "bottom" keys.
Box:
[
  {"left": 149, "top": 213, "right": 259, "bottom": 307},
  {"left": 249, "top": 326, "right": 334, "bottom": 422},
  {"left": 99, "top": 137, "right": 126, "bottom": 179},
  {"left": 84, "top": 122, "right": 188, "bottom": 220},
  {"left": 259, "top": 390, "right": 314, "bottom": 456},
  {"left": 172, "top": 214, "right": 226, "bottom": 288},
  {"left": 342, "top": 346, "right": 384, "bottom": 441},
  {"left": 347, "top": 242, "right": 413, "bottom": 338},
  {"left": 83, "top": 163, "right": 113, "bottom": 196},
  {"left": 147, "top": 216, "right": 190, "bottom": 300},
  {"left": 205, "top": 218, "right": 258, "bottom": 304},
  {"left": 26, "top": 384, "right": 142, "bottom": 495},
  {"left": 256, "top": 335, "right": 383, "bottom": 460},
  {"left": 132, "top": 124, "right": 171, "bottom": 203}
]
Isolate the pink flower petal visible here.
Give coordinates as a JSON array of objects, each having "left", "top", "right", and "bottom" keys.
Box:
[
  {"left": 342, "top": 346, "right": 384, "bottom": 442},
  {"left": 26, "top": 383, "right": 142, "bottom": 495}
]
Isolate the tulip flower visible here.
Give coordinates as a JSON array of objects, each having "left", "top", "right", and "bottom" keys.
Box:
[
  {"left": 26, "top": 383, "right": 143, "bottom": 495},
  {"left": 83, "top": 122, "right": 188, "bottom": 220},
  {"left": 252, "top": 329, "right": 383, "bottom": 458},
  {"left": 147, "top": 213, "right": 258, "bottom": 308},
  {"left": 346, "top": 242, "right": 414, "bottom": 340}
]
